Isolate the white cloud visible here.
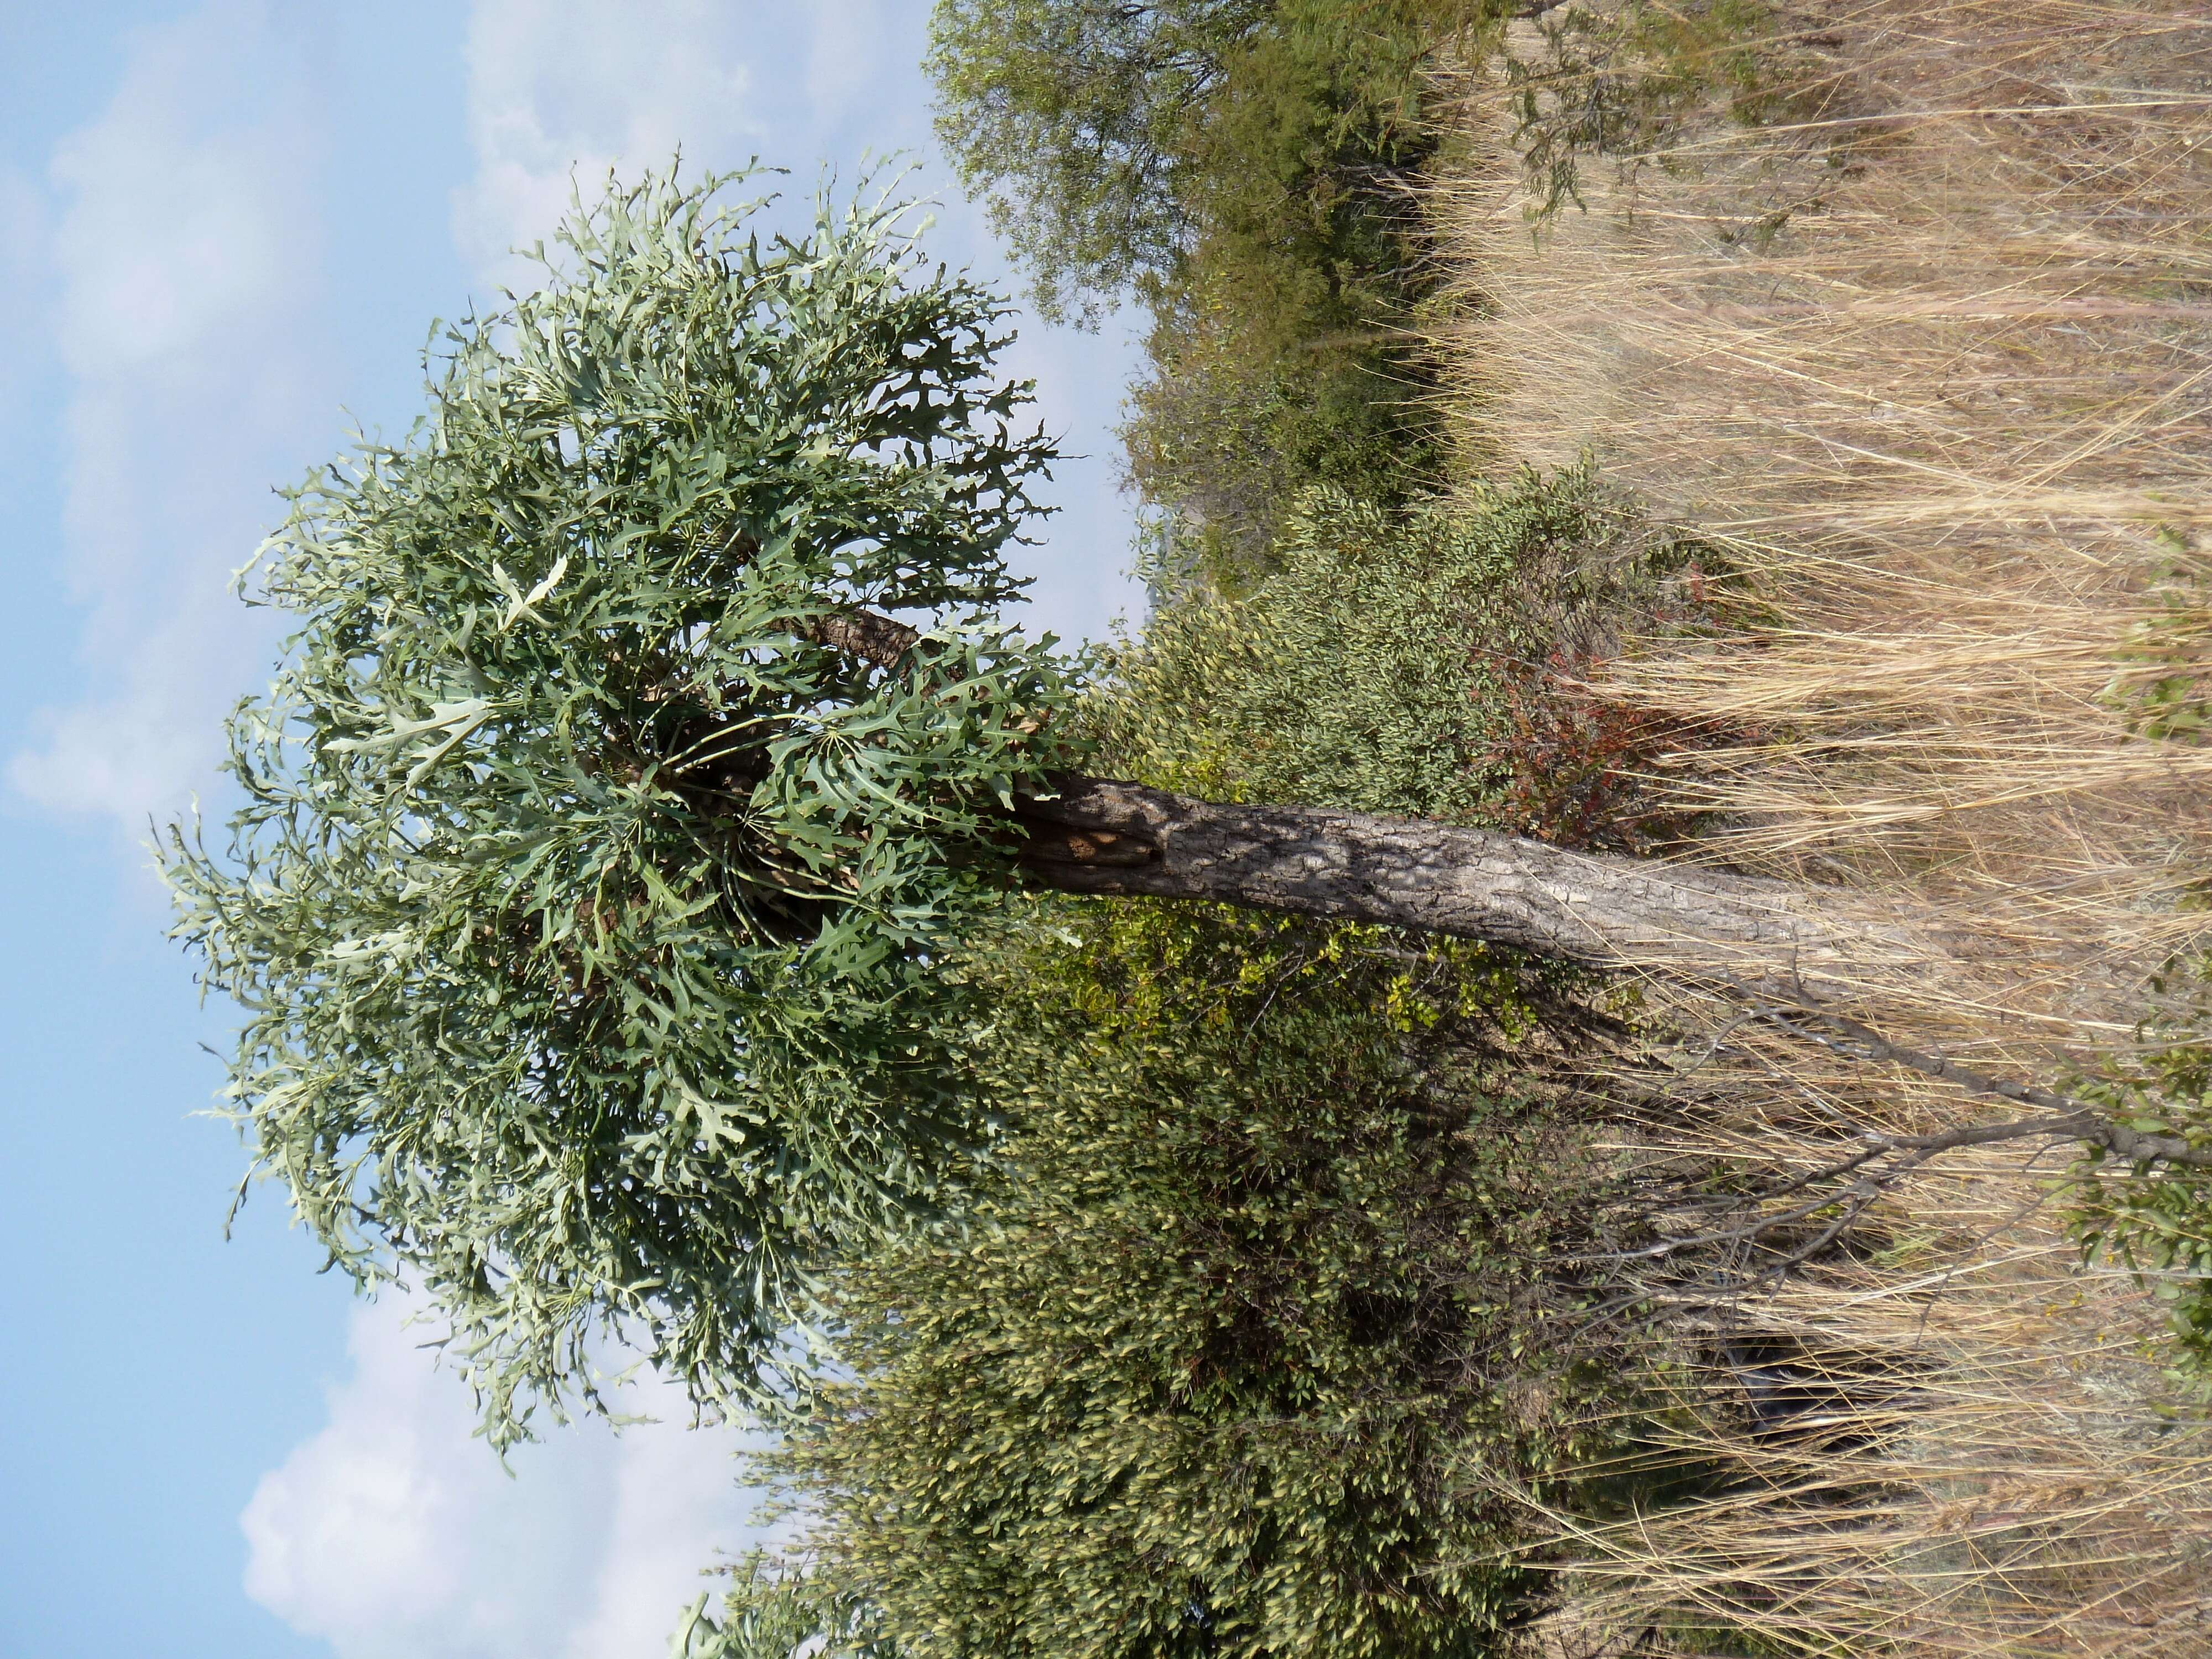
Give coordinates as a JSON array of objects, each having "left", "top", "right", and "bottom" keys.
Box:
[
  {"left": 453, "top": 0, "right": 760, "bottom": 289},
  {"left": 243, "top": 1299, "right": 769, "bottom": 1659},
  {"left": 8, "top": 0, "right": 325, "bottom": 826}
]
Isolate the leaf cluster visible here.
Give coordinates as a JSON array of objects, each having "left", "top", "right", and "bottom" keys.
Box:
[
  {"left": 672, "top": 1555, "right": 894, "bottom": 1659},
  {"left": 2103, "top": 536, "right": 2212, "bottom": 743},
  {"left": 161, "top": 169, "right": 1082, "bottom": 1447}
]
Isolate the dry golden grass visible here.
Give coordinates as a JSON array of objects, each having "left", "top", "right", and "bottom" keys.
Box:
[
  {"left": 1430, "top": 0, "right": 2212, "bottom": 1051},
  {"left": 1420, "top": 2, "right": 2212, "bottom": 1650},
  {"left": 1490, "top": 1018, "right": 2212, "bottom": 1656}
]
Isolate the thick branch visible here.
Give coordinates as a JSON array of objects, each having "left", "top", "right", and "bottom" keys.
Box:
[
  {"left": 1013, "top": 775, "right": 1918, "bottom": 987},
  {"left": 806, "top": 609, "right": 919, "bottom": 669},
  {"left": 1012, "top": 780, "right": 2212, "bottom": 1174},
  {"left": 805, "top": 610, "right": 1845, "bottom": 978}
]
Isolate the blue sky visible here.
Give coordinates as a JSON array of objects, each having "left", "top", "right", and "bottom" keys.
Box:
[{"left": 0, "top": 6, "right": 1141, "bottom": 1656}]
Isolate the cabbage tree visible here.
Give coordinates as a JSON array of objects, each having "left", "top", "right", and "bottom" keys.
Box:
[{"left": 164, "top": 168, "right": 2198, "bottom": 1446}]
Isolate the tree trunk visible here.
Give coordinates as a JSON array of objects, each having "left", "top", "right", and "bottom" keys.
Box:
[
  {"left": 1012, "top": 775, "right": 1926, "bottom": 989},
  {"left": 807, "top": 609, "right": 1929, "bottom": 990}
]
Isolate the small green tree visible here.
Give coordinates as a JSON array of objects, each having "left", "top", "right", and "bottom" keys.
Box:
[
  {"left": 660, "top": 897, "right": 1623, "bottom": 1659},
  {"left": 169, "top": 166, "right": 2206, "bottom": 1452},
  {"left": 716, "top": 904, "right": 1610, "bottom": 1659}
]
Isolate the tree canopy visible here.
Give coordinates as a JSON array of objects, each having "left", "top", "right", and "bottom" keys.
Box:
[
  {"left": 929, "top": 0, "right": 1489, "bottom": 575},
  {"left": 163, "top": 170, "right": 1077, "bottom": 1442}
]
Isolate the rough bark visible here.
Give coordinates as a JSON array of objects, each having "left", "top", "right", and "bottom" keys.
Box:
[
  {"left": 802, "top": 606, "right": 1926, "bottom": 987},
  {"left": 1012, "top": 775, "right": 1927, "bottom": 990},
  {"left": 807, "top": 608, "right": 921, "bottom": 666}
]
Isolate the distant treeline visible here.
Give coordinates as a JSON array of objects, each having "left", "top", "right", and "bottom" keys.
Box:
[{"left": 930, "top": 0, "right": 1493, "bottom": 582}]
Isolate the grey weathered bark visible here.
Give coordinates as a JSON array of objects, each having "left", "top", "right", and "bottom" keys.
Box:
[
  {"left": 808, "top": 604, "right": 1913, "bottom": 987},
  {"left": 1010, "top": 775, "right": 1920, "bottom": 990}
]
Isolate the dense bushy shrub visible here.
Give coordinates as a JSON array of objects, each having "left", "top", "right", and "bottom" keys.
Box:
[
  {"left": 692, "top": 904, "right": 1619, "bottom": 1658},
  {"left": 1099, "top": 467, "right": 1721, "bottom": 848}
]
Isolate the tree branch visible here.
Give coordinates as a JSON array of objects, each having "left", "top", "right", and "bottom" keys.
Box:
[
  {"left": 805, "top": 608, "right": 920, "bottom": 669},
  {"left": 1012, "top": 775, "right": 1911, "bottom": 986},
  {"left": 1725, "top": 989, "right": 2212, "bottom": 1170}
]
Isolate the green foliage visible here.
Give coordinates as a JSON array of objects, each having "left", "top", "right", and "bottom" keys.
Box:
[
  {"left": 2104, "top": 540, "right": 2212, "bottom": 743},
  {"left": 682, "top": 472, "right": 1651, "bottom": 1657},
  {"left": 925, "top": 0, "right": 1272, "bottom": 323},
  {"left": 2073, "top": 541, "right": 2212, "bottom": 1384},
  {"left": 665, "top": 473, "right": 1679, "bottom": 1657},
  {"left": 1097, "top": 467, "right": 1719, "bottom": 847},
  {"left": 2070, "top": 963, "right": 2212, "bottom": 1389},
  {"left": 160, "top": 168, "right": 1085, "bottom": 1447},
  {"left": 726, "top": 903, "right": 1617, "bottom": 1659},
  {"left": 1121, "top": 0, "right": 1488, "bottom": 573},
  {"left": 671, "top": 1557, "right": 893, "bottom": 1659},
  {"left": 1121, "top": 254, "right": 1430, "bottom": 582},
  {"left": 930, "top": 0, "right": 1490, "bottom": 577}
]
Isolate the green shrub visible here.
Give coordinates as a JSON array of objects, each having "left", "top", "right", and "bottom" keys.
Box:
[
  {"left": 1098, "top": 467, "right": 1723, "bottom": 848},
  {"left": 705, "top": 903, "right": 1619, "bottom": 1659}
]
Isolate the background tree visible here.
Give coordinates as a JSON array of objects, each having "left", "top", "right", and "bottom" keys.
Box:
[
  {"left": 925, "top": 0, "right": 1271, "bottom": 321},
  {"left": 930, "top": 0, "right": 1490, "bottom": 572}
]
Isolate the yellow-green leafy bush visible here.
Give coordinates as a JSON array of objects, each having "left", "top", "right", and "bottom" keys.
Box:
[{"left": 696, "top": 905, "right": 1619, "bottom": 1659}]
